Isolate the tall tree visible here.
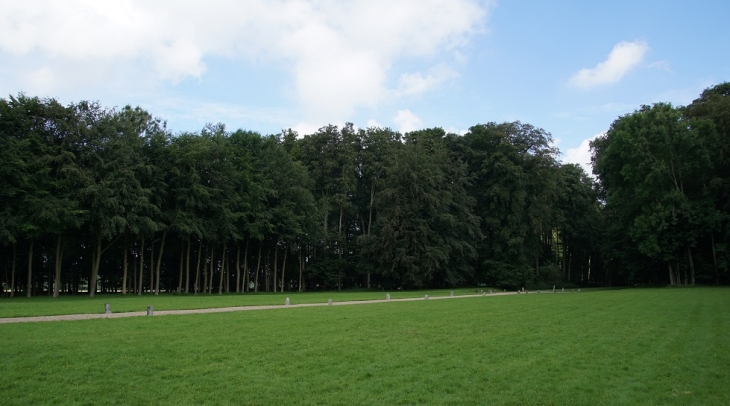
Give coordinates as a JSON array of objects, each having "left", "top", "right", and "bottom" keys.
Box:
[
  {"left": 367, "top": 128, "right": 480, "bottom": 288},
  {"left": 77, "top": 104, "right": 161, "bottom": 296},
  {"left": 451, "top": 122, "right": 560, "bottom": 287},
  {"left": 685, "top": 83, "right": 730, "bottom": 284},
  {"left": 592, "top": 103, "right": 714, "bottom": 285}
]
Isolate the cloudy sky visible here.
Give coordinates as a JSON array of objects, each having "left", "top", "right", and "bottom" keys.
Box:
[{"left": 1, "top": 0, "right": 728, "bottom": 174}]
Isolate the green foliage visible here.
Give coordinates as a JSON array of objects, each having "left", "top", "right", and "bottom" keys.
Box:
[
  {"left": 366, "top": 128, "right": 480, "bottom": 288},
  {"left": 592, "top": 100, "right": 723, "bottom": 285}
]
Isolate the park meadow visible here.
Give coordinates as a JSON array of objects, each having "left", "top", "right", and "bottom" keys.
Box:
[{"left": 1, "top": 287, "right": 728, "bottom": 405}]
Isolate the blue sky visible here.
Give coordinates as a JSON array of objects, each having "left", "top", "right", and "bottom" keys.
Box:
[{"left": 1, "top": 1, "right": 728, "bottom": 173}]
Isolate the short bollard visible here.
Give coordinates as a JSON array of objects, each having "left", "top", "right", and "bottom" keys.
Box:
[
  {"left": 424, "top": 294, "right": 429, "bottom": 300},
  {"left": 328, "top": 299, "right": 332, "bottom": 306},
  {"left": 104, "top": 303, "right": 111, "bottom": 314},
  {"left": 538, "top": 290, "right": 541, "bottom": 294},
  {"left": 285, "top": 297, "right": 290, "bottom": 306},
  {"left": 450, "top": 291, "right": 454, "bottom": 297},
  {"left": 386, "top": 293, "right": 391, "bottom": 300},
  {"left": 553, "top": 285, "right": 556, "bottom": 293},
  {"left": 481, "top": 291, "right": 486, "bottom": 296},
  {"left": 146, "top": 305, "right": 153, "bottom": 316},
  {"left": 562, "top": 287, "right": 564, "bottom": 293}
]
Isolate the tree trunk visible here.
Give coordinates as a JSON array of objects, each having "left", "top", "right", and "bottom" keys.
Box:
[
  {"left": 185, "top": 237, "right": 191, "bottom": 294},
  {"left": 121, "top": 234, "right": 128, "bottom": 295},
  {"left": 273, "top": 242, "right": 278, "bottom": 293},
  {"left": 208, "top": 245, "right": 215, "bottom": 294},
  {"left": 26, "top": 241, "right": 34, "bottom": 298},
  {"left": 235, "top": 243, "right": 241, "bottom": 293},
  {"left": 89, "top": 232, "right": 102, "bottom": 297},
  {"left": 265, "top": 248, "right": 270, "bottom": 292},
  {"left": 194, "top": 240, "right": 202, "bottom": 294},
  {"left": 686, "top": 246, "right": 696, "bottom": 286},
  {"left": 242, "top": 238, "right": 249, "bottom": 293},
  {"left": 54, "top": 234, "right": 63, "bottom": 298},
  {"left": 132, "top": 252, "right": 137, "bottom": 294},
  {"left": 202, "top": 246, "right": 209, "bottom": 294},
  {"left": 299, "top": 244, "right": 304, "bottom": 292},
  {"left": 567, "top": 249, "right": 572, "bottom": 282},
  {"left": 254, "top": 243, "right": 262, "bottom": 293},
  {"left": 667, "top": 262, "right": 673, "bottom": 286},
  {"left": 155, "top": 231, "right": 166, "bottom": 295},
  {"left": 281, "top": 242, "right": 288, "bottom": 291},
  {"left": 218, "top": 244, "right": 226, "bottom": 295},
  {"left": 225, "top": 245, "right": 231, "bottom": 293},
  {"left": 138, "top": 235, "right": 145, "bottom": 296},
  {"left": 10, "top": 243, "right": 16, "bottom": 298},
  {"left": 2, "top": 249, "right": 6, "bottom": 296},
  {"left": 178, "top": 240, "right": 184, "bottom": 293},
  {"left": 338, "top": 204, "right": 343, "bottom": 291},
  {"left": 711, "top": 233, "right": 719, "bottom": 285},
  {"left": 673, "top": 257, "right": 683, "bottom": 286},
  {"left": 367, "top": 181, "right": 375, "bottom": 289},
  {"left": 562, "top": 237, "right": 567, "bottom": 279},
  {"left": 149, "top": 237, "right": 154, "bottom": 294},
  {"left": 534, "top": 233, "right": 540, "bottom": 278}
]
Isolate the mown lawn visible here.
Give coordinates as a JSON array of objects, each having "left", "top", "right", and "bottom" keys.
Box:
[{"left": 1, "top": 288, "right": 728, "bottom": 405}]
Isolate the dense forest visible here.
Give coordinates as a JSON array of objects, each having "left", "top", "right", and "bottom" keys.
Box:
[{"left": 1, "top": 83, "right": 728, "bottom": 297}]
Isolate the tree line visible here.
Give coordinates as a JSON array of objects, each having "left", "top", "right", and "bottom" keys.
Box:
[
  {"left": 591, "top": 83, "right": 730, "bottom": 286},
  {"left": 1, "top": 84, "right": 728, "bottom": 297}
]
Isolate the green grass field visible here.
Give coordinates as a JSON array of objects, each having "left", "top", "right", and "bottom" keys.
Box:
[{"left": 1, "top": 288, "right": 728, "bottom": 405}]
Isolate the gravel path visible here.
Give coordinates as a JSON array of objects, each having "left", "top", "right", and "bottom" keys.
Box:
[{"left": 0, "top": 291, "right": 517, "bottom": 324}]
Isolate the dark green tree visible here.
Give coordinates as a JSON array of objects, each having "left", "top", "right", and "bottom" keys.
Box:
[
  {"left": 367, "top": 128, "right": 480, "bottom": 288},
  {"left": 592, "top": 103, "right": 714, "bottom": 285}
]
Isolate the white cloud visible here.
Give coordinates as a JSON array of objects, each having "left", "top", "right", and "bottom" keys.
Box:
[
  {"left": 562, "top": 133, "right": 603, "bottom": 176},
  {"left": 0, "top": 0, "right": 491, "bottom": 124},
  {"left": 396, "top": 72, "right": 442, "bottom": 97},
  {"left": 366, "top": 119, "right": 383, "bottom": 128},
  {"left": 445, "top": 127, "right": 469, "bottom": 136},
  {"left": 291, "top": 122, "right": 323, "bottom": 136},
  {"left": 395, "top": 65, "right": 458, "bottom": 97},
  {"left": 647, "top": 60, "right": 672, "bottom": 73},
  {"left": 394, "top": 109, "right": 422, "bottom": 133},
  {"left": 569, "top": 41, "right": 649, "bottom": 89}
]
